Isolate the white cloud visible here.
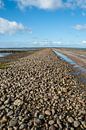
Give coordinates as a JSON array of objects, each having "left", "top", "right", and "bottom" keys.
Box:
[
  {"left": 0, "top": 0, "right": 86, "bottom": 10},
  {"left": 82, "top": 40, "right": 86, "bottom": 44},
  {"left": 0, "top": 17, "right": 31, "bottom": 34},
  {"left": 16, "top": 0, "right": 63, "bottom": 10},
  {"left": 14, "top": 0, "right": 86, "bottom": 10},
  {"left": 73, "top": 24, "right": 86, "bottom": 30},
  {"left": 0, "top": 0, "right": 4, "bottom": 8}
]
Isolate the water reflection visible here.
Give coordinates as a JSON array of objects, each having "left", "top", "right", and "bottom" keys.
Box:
[
  {"left": 53, "top": 50, "right": 86, "bottom": 84},
  {"left": 0, "top": 53, "right": 11, "bottom": 58}
]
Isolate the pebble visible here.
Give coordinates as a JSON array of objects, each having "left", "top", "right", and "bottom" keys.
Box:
[
  {"left": 67, "top": 117, "right": 74, "bottom": 123},
  {"left": 81, "top": 121, "right": 86, "bottom": 128},
  {"left": 8, "top": 127, "right": 13, "bottom": 130},
  {"left": 39, "top": 114, "right": 44, "bottom": 120},
  {"left": 74, "top": 120, "right": 80, "bottom": 128},
  {"left": 49, "top": 120, "right": 54, "bottom": 125},
  {"left": 7, "top": 110, "right": 14, "bottom": 116},
  {"left": 14, "top": 99, "right": 23, "bottom": 106},
  {"left": 19, "top": 123, "right": 27, "bottom": 129},
  {"left": 9, "top": 118, "right": 18, "bottom": 126},
  {"left": 34, "top": 118, "right": 41, "bottom": 126},
  {"left": 45, "top": 110, "right": 51, "bottom": 116},
  {"left": 49, "top": 125, "right": 56, "bottom": 130},
  {"left": 1, "top": 116, "right": 8, "bottom": 124}
]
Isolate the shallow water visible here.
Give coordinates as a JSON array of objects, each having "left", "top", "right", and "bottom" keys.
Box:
[
  {"left": 0, "top": 53, "right": 11, "bottom": 57},
  {"left": 53, "top": 50, "right": 86, "bottom": 84},
  {"left": 54, "top": 50, "right": 76, "bottom": 65}
]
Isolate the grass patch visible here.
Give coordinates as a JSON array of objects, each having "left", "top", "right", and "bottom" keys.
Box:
[{"left": 0, "top": 63, "right": 9, "bottom": 69}]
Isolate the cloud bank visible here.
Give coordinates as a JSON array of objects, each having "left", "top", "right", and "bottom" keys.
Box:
[
  {"left": 0, "top": 17, "right": 31, "bottom": 34},
  {"left": 73, "top": 24, "right": 86, "bottom": 30},
  {"left": 14, "top": 0, "right": 86, "bottom": 10},
  {"left": 16, "top": 0, "right": 63, "bottom": 10},
  {"left": 82, "top": 40, "right": 86, "bottom": 44}
]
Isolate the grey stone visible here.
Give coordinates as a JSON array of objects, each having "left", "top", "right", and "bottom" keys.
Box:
[
  {"left": 49, "top": 120, "right": 54, "bottom": 125},
  {"left": 9, "top": 118, "right": 18, "bottom": 126},
  {"left": 74, "top": 120, "right": 80, "bottom": 128},
  {"left": 49, "top": 125, "right": 56, "bottom": 130},
  {"left": 67, "top": 117, "right": 74, "bottom": 123}
]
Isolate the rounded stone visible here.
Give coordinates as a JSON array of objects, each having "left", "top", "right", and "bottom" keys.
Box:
[
  {"left": 45, "top": 110, "right": 51, "bottom": 116},
  {"left": 49, "top": 120, "right": 54, "bottom": 125},
  {"left": 39, "top": 114, "right": 44, "bottom": 120},
  {"left": 14, "top": 99, "right": 23, "bottom": 106},
  {"left": 8, "top": 127, "right": 13, "bottom": 130},
  {"left": 9, "top": 118, "right": 18, "bottom": 126},
  {"left": 67, "top": 117, "right": 74, "bottom": 123},
  {"left": 19, "top": 123, "right": 27, "bottom": 129},
  {"left": 49, "top": 125, "right": 56, "bottom": 130},
  {"left": 1, "top": 116, "right": 8, "bottom": 124},
  {"left": 74, "top": 120, "right": 80, "bottom": 128}
]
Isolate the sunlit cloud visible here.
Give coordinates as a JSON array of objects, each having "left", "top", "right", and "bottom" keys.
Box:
[
  {"left": 73, "top": 24, "right": 86, "bottom": 30},
  {"left": 0, "top": 17, "right": 31, "bottom": 35},
  {"left": 82, "top": 40, "right": 86, "bottom": 44},
  {"left": 14, "top": 0, "right": 86, "bottom": 10}
]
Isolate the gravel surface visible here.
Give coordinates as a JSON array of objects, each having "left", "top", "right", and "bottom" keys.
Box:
[{"left": 0, "top": 49, "right": 86, "bottom": 130}]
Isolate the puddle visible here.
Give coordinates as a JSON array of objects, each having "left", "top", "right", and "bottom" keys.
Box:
[
  {"left": 53, "top": 50, "right": 86, "bottom": 84},
  {"left": 0, "top": 53, "right": 11, "bottom": 58},
  {"left": 53, "top": 50, "right": 76, "bottom": 65}
]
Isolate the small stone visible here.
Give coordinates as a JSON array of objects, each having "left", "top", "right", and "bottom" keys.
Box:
[
  {"left": 14, "top": 99, "right": 23, "bottom": 106},
  {"left": 34, "top": 118, "right": 41, "bottom": 126},
  {"left": 39, "top": 114, "right": 44, "bottom": 120},
  {"left": 81, "top": 121, "right": 86, "bottom": 128},
  {"left": 49, "top": 125, "right": 56, "bottom": 130},
  {"left": 19, "top": 123, "right": 27, "bottom": 129},
  {"left": 1, "top": 116, "right": 8, "bottom": 124},
  {"left": 70, "top": 127, "right": 74, "bottom": 130},
  {"left": 34, "top": 111, "right": 39, "bottom": 118},
  {"left": 67, "top": 117, "right": 74, "bottom": 123},
  {"left": 56, "top": 119, "right": 62, "bottom": 129},
  {"left": 8, "top": 127, "right": 13, "bottom": 130},
  {"left": 45, "top": 110, "right": 51, "bottom": 116},
  {"left": 9, "top": 118, "right": 18, "bottom": 126},
  {"left": 4, "top": 97, "right": 11, "bottom": 104},
  {"left": 7, "top": 111, "right": 14, "bottom": 116},
  {"left": 49, "top": 120, "right": 54, "bottom": 125},
  {"left": 74, "top": 120, "right": 80, "bottom": 128},
  {"left": 52, "top": 109, "right": 55, "bottom": 115}
]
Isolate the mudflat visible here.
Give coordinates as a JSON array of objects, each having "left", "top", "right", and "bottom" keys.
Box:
[{"left": 0, "top": 49, "right": 86, "bottom": 129}]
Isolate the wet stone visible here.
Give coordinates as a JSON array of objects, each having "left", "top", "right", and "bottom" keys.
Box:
[{"left": 39, "top": 114, "right": 44, "bottom": 120}]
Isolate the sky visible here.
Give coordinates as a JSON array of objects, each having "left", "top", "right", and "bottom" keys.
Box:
[{"left": 0, "top": 0, "right": 86, "bottom": 48}]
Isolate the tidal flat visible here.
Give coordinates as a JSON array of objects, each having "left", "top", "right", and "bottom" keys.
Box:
[{"left": 0, "top": 48, "right": 86, "bottom": 129}]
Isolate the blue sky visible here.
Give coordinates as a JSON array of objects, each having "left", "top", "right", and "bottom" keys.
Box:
[{"left": 0, "top": 0, "right": 86, "bottom": 48}]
